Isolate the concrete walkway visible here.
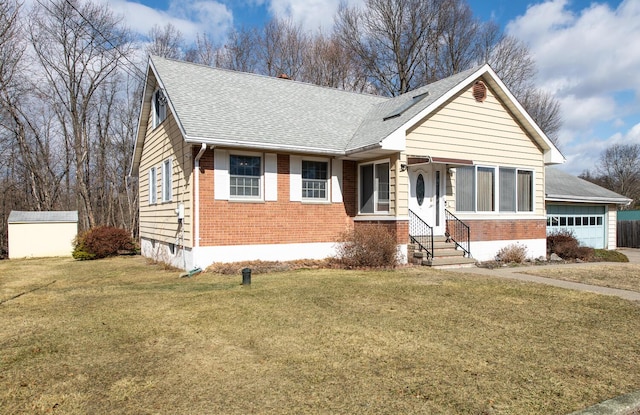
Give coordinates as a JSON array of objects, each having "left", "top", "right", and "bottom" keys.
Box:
[{"left": 454, "top": 248, "right": 640, "bottom": 302}]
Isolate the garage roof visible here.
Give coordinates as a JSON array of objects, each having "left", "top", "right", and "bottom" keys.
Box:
[
  {"left": 545, "top": 168, "right": 632, "bottom": 205},
  {"left": 8, "top": 211, "right": 79, "bottom": 224}
]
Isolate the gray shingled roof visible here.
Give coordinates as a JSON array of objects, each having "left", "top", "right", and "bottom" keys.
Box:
[
  {"left": 8, "top": 211, "right": 78, "bottom": 223},
  {"left": 150, "top": 57, "right": 484, "bottom": 154},
  {"left": 347, "top": 67, "right": 481, "bottom": 152},
  {"left": 152, "top": 57, "right": 387, "bottom": 153},
  {"left": 545, "top": 168, "right": 631, "bottom": 204}
]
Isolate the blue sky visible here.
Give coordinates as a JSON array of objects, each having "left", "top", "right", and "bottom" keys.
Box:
[{"left": 100, "top": 0, "right": 638, "bottom": 175}]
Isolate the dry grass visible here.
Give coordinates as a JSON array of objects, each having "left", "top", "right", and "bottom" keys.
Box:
[
  {"left": 521, "top": 264, "right": 640, "bottom": 293},
  {"left": 1, "top": 257, "right": 640, "bottom": 414}
]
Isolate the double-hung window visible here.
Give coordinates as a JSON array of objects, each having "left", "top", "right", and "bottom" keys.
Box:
[
  {"left": 162, "top": 158, "right": 172, "bottom": 202},
  {"left": 359, "top": 161, "right": 390, "bottom": 213},
  {"left": 456, "top": 166, "right": 533, "bottom": 212},
  {"left": 230, "top": 154, "right": 261, "bottom": 198},
  {"left": 148, "top": 167, "right": 157, "bottom": 204},
  {"left": 302, "top": 160, "right": 328, "bottom": 200},
  {"left": 152, "top": 89, "right": 167, "bottom": 128}
]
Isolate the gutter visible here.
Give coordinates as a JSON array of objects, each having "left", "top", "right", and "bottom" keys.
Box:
[
  {"left": 193, "top": 143, "right": 208, "bottom": 268},
  {"left": 546, "top": 195, "right": 633, "bottom": 205},
  {"left": 184, "top": 136, "right": 345, "bottom": 156}
]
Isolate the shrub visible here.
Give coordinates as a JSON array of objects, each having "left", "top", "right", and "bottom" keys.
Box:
[
  {"left": 547, "top": 230, "right": 594, "bottom": 261},
  {"left": 73, "top": 226, "right": 136, "bottom": 260},
  {"left": 333, "top": 224, "right": 398, "bottom": 269},
  {"left": 496, "top": 243, "right": 528, "bottom": 263}
]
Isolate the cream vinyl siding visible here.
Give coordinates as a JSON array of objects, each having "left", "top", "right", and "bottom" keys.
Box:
[
  {"left": 405, "top": 81, "right": 545, "bottom": 215},
  {"left": 138, "top": 108, "right": 193, "bottom": 247}
]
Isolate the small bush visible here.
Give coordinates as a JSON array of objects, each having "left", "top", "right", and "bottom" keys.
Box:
[
  {"left": 73, "top": 226, "right": 136, "bottom": 260},
  {"left": 593, "top": 249, "right": 629, "bottom": 263},
  {"left": 333, "top": 225, "right": 398, "bottom": 269},
  {"left": 496, "top": 243, "right": 528, "bottom": 263},
  {"left": 547, "top": 230, "right": 595, "bottom": 261}
]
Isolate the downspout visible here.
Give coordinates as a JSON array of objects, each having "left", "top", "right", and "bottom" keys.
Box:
[{"left": 193, "top": 143, "right": 207, "bottom": 268}]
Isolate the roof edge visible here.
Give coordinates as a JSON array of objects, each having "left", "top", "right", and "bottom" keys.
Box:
[
  {"left": 546, "top": 195, "right": 632, "bottom": 205},
  {"left": 184, "top": 137, "right": 346, "bottom": 156}
]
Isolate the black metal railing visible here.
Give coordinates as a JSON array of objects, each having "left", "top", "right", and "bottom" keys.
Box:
[
  {"left": 409, "top": 209, "right": 434, "bottom": 260},
  {"left": 445, "top": 209, "right": 471, "bottom": 257}
]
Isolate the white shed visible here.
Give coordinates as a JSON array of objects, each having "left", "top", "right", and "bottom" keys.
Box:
[{"left": 8, "top": 211, "right": 78, "bottom": 259}]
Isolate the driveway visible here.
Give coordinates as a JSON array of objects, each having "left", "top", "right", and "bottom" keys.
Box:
[{"left": 457, "top": 248, "right": 640, "bottom": 302}]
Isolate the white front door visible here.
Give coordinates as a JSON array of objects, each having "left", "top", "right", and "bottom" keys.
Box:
[{"left": 409, "top": 165, "right": 446, "bottom": 235}]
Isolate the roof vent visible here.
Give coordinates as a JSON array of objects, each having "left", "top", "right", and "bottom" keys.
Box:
[
  {"left": 277, "top": 73, "right": 290, "bottom": 80},
  {"left": 472, "top": 81, "right": 487, "bottom": 102}
]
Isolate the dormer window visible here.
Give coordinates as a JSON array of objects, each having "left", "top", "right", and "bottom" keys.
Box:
[{"left": 152, "top": 89, "right": 167, "bottom": 128}]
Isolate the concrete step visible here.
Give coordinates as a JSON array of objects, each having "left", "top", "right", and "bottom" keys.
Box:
[
  {"left": 433, "top": 248, "right": 465, "bottom": 257},
  {"left": 424, "top": 256, "right": 477, "bottom": 269}
]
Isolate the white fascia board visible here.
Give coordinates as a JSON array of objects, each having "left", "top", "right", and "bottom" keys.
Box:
[
  {"left": 546, "top": 196, "right": 632, "bottom": 205},
  {"left": 184, "top": 136, "right": 345, "bottom": 156},
  {"left": 149, "top": 58, "right": 190, "bottom": 142},
  {"left": 130, "top": 62, "right": 154, "bottom": 177},
  {"left": 380, "top": 127, "right": 406, "bottom": 151}
]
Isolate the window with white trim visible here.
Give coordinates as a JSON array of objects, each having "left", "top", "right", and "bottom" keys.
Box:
[
  {"left": 359, "top": 160, "right": 390, "bottom": 213},
  {"left": 456, "top": 166, "right": 533, "bottom": 212},
  {"left": 162, "top": 158, "right": 172, "bottom": 202},
  {"left": 302, "top": 160, "right": 328, "bottom": 200},
  {"left": 152, "top": 89, "right": 167, "bottom": 128},
  {"left": 230, "top": 154, "right": 261, "bottom": 198},
  {"left": 148, "top": 167, "right": 157, "bottom": 204}
]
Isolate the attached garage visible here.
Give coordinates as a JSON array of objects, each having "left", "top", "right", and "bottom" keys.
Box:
[
  {"left": 8, "top": 211, "right": 78, "bottom": 259},
  {"left": 545, "top": 168, "right": 630, "bottom": 250}
]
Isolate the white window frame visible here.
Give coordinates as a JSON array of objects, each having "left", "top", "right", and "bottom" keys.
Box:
[
  {"left": 229, "top": 152, "right": 263, "bottom": 200},
  {"left": 162, "top": 158, "right": 172, "bottom": 202},
  {"left": 302, "top": 158, "right": 330, "bottom": 202},
  {"left": 456, "top": 165, "right": 534, "bottom": 213},
  {"left": 152, "top": 89, "right": 167, "bottom": 129},
  {"left": 148, "top": 166, "right": 157, "bottom": 205},
  {"left": 358, "top": 159, "right": 390, "bottom": 214}
]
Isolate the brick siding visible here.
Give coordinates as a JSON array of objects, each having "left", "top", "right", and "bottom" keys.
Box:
[
  {"left": 462, "top": 219, "right": 546, "bottom": 241},
  {"left": 197, "top": 152, "right": 360, "bottom": 246}
]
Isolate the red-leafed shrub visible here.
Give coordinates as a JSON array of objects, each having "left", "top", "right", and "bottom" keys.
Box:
[
  {"left": 73, "top": 226, "right": 136, "bottom": 260},
  {"left": 333, "top": 225, "right": 398, "bottom": 269},
  {"left": 547, "top": 230, "right": 594, "bottom": 261}
]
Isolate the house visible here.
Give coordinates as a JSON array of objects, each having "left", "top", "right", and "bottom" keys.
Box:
[
  {"left": 8, "top": 211, "right": 78, "bottom": 259},
  {"left": 545, "top": 167, "right": 631, "bottom": 249},
  {"left": 131, "top": 56, "right": 565, "bottom": 270}
]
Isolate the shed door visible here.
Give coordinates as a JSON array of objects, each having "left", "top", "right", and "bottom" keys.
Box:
[{"left": 546, "top": 205, "right": 606, "bottom": 249}]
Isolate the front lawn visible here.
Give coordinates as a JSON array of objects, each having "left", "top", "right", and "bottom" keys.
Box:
[
  {"left": 522, "top": 263, "right": 640, "bottom": 293},
  {"left": 1, "top": 257, "right": 639, "bottom": 414}
]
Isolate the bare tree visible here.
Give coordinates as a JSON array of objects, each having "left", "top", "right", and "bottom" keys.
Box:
[
  {"left": 28, "top": 0, "right": 132, "bottom": 229},
  {"left": 335, "top": 0, "right": 439, "bottom": 96},
  {"left": 146, "top": 23, "right": 184, "bottom": 59},
  {"left": 259, "top": 17, "right": 308, "bottom": 79},
  {"left": 217, "top": 26, "right": 260, "bottom": 72},
  {"left": 435, "top": 0, "right": 482, "bottom": 79},
  {"left": 301, "top": 32, "right": 370, "bottom": 91},
  {"left": 582, "top": 144, "right": 640, "bottom": 207},
  {"left": 185, "top": 33, "right": 218, "bottom": 66}
]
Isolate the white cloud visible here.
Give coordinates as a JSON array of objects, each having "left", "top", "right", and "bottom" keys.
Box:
[
  {"left": 105, "top": 0, "right": 233, "bottom": 43},
  {"left": 506, "top": 0, "right": 640, "bottom": 173},
  {"left": 265, "top": 0, "right": 362, "bottom": 32},
  {"left": 507, "top": 0, "right": 640, "bottom": 108}
]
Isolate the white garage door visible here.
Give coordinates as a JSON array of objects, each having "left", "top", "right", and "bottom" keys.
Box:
[{"left": 547, "top": 205, "right": 606, "bottom": 249}]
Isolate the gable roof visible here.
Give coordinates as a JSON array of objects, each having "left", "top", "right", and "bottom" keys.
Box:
[
  {"left": 131, "top": 56, "right": 565, "bottom": 175},
  {"left": 8, "top": 210, "right": 78, "bottom": 224},
  {"left": 545, "top": 167, "right": 631, "bottom": 205}
]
